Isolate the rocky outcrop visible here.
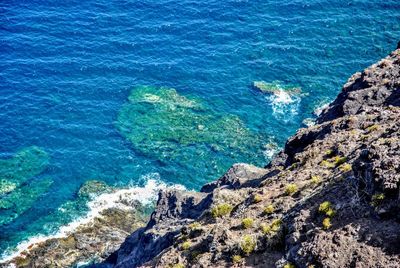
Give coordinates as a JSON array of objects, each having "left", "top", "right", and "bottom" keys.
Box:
[
  {"left": 13, "top": 208, "right": 146, "bottom": 268},
  {"left": 1, "top": 181, "right": 150, "bottom": 268},
  {"left": 101, "top": 46, "right": 400, "bottom": 268}
]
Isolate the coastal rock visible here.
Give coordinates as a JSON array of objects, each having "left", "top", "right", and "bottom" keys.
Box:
[
  {"left": 101, "top": 45, "right": 400, "bottom": 268},
  {"left": 317, "top": 49, "right": 400, "bottom": 123},
  {"left": 108, "top": 190, "right": 210, "bottom": 268},
  {"left": 200, "top": 164, "right": 267, "bottom": 193},
  {"left": 1, "top": 183, "right": 149, "bottom": 268}
]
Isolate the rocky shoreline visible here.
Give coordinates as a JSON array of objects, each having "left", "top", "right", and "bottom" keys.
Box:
[
  {"left": 101, "top": 44, "right": 400, "bottom": 268},
  {"left": 3, "top": 44, "right": 400, "bottom": 268}
]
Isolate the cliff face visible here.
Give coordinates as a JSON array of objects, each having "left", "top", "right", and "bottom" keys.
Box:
[{"left": 102, "top": 46, "right": 400, "bottom": 268}]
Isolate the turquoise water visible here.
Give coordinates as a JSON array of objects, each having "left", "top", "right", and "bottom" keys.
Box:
[{"left": 0, "top": 0, "right": 399, "bottom": 258}]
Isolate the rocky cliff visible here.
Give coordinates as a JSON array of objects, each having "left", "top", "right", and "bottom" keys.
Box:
[{"left": 99, "top": 45, "right": 400, "bottom": 268}]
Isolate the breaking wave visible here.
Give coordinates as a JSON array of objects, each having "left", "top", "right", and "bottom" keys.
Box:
[{"left": 0, "top": 175, "right": 185, "bottom": 264}]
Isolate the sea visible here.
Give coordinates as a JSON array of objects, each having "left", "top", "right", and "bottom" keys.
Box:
[{"left": 0, "top": 0, "right": 399, "bottom": 260}]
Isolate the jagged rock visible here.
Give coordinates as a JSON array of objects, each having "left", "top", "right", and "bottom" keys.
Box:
[
  {"left": 108, "top": 190, "right": 211, "bottom": 268},
  {"left": 201, "top": 164, "right": 267, "bottom": 193},
  {"left": 100, "top": 45, "right": 400, "bottom": 268},
  {"left": 317, "top": 49, "right": 400, "bottom": 123}
]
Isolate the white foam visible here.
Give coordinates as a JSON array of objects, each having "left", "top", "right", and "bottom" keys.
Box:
[
  {"left": 262, "top": 140, "right": 279, "bottom": 160},
  {"left": 0, "top": 175, "right": 185, "bottom": 264},
  {"left": 302, "top": 117, "right": 316, "bottom": 127},
  {"left": 313, "top": 100, "right": 330, "bottom": 116},
  {"left": 267, "top": 89, "right": 300, "bottom": 122}
]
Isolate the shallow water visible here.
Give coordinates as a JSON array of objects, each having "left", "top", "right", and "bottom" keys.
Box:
[{"left": 0, "top": 0, "right": 399, "bottom": 258}]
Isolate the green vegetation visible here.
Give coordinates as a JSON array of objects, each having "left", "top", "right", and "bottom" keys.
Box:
[
  {"left": 271, "top": 219, "right": 282, "bottom": 232},
  {"left": 253, "top": 194, "right": 262, "bottom": 203},
  {"left": 260, "top": 223, "right": 271, "bottom": 235},
  {"left": 260, "top": 219, "right": 282, "bottom": 235},
  {"left": 232, "top": 255, "right": 243, "bottom": 264},
  {"left": 284, "top": 263, "right": 296, "bottom": 268},
  {"left": 333, "top": 156, "right": 347, "bottom": 166},
  {"left": 319, "top": 201, "right": 332, "bottom": 213},
  {"left": 189, "top": 222, "right": 201, "bottom": 230},
  {"left": 211, "top": 203, "right": 233, "bottom": 218},
  {"left": 288, "top": 163, "right": 299, "bottom": 170},
  {"left": 339, "top": 163, "right": 352, "bottom": 172},
  {"left": 321, "top": 155, "right": 347, "bottom": 169},
  {"left": 181, "top": 241, "right": 191, "bottom": 251},
  {"left": 325, "top": 208, "right": 336, "bottom": 217},
  {"left": 371, "top": 193, "right": 385, "bottom": 207},
  {"left": 320, "top": 160, "right": 336, "bottom": 168},
  {"left": 319, "top": 201, "right": 336, "bottom": 217},
  {"left": 190, "top": 251, "right": 201, "bottom": 262},
  {"left": 310, "top": 175, "right": 321, "bottom": 184},
  {"left": 366, "top": 124, "right": 379, "bottom": 132},
  {"left": 325, "top": 149, "right": 334, "bottom": 157},
  {"left": 360, "top": 134, "right": 369, "bottom": 141},
  {"left": 264, "top": 204, "right": 275, "bottom": 214},
  {"left": 285, "top": 183, "right": 298, "bottom": 196},
  {"left": 322, "top": 217, "right": 331, "bottom": 229},
  {"left": 240, "top": 235, "right": 256, "bottom": 255},
  {"left": 319, "top": 201, "right": 335, "bottom": 230},
  {"left": 242, "top": 218, "right": 254, "bottom": 229}
]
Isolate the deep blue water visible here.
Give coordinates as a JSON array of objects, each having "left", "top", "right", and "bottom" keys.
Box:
[{"left": 0, "top": 0, "right": 399, "bottom": 258}]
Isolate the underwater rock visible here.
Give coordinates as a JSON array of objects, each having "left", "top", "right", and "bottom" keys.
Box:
[
  {"left": 0, "top": 179, "right": 17, "bottom": 196},
  {"left": 252, "top": 81, "right": 301, "bottom": 95},
  {"left": 116, "top": 86, "right": 267, "bottom": 183},
  {"left": 0, "top": 146, "right": 51, "bottom": 226},
  {"left": 78, "top": 180, "right": 111, "bottom": 199},
  {"left": 0, "top": 178, "right": 53, "bottom": 226},
  {"left": 0, "top": 146, "right": 49, "bottom": 195}
]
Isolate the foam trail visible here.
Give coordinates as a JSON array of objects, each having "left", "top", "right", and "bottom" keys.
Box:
[
  {"left": 313, "top": 100, "right": 330, "bottom": 116},
  {"left": 0, "top": 176, "right": 185, "bottom": 264},
  {"left": 267, "top": 89, "right": 300, "bottom": 122}
]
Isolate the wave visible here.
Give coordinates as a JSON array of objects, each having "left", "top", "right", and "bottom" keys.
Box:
[
  {"left": 262, "top": 139, "right": 280, "bottom": 161},
  {"left": 267, "top": 89, "right": 301, "bottom": 122},
  {"left": 313, "top": 100, "right": 330, "bottom": 116},
  {"left": 0, "top": 175, "right": 185, "bottom": 264}
]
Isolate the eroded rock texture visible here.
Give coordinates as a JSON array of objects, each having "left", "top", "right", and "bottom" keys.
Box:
[{"left": 103, "top": 47, "right": 400, "bottom": 268}]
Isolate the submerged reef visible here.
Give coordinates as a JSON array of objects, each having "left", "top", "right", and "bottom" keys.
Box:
[
  {"left": 0, "top": 146, "right": 49, "bottom": 195},
  {"left": 116, "top": 86, "right": 267, "bottom": 184},
  {"left": 0, "top": 146, "right": 50, "bottom": 226},
  {"left": 0, "top": 178, "right": 53, "bottom": 226},
  {"left": 252, "top": 81, "right": 301, "bottom": 95}
]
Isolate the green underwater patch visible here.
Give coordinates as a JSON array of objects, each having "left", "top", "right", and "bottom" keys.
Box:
[
  {"left": 252, "top": 81, "right": 302, "bottom": 95},
  {"left": 0, "top": 146, "right": 49, "bottom": 195},
  {"left": 0, "top": 146, "right": 51, "bottom": 226},
  {"left": 116, "top": 86, "right": 266, "bottom": 183},
  {"left": 0, "top": 178, "right": 53, "bottom": 226}
]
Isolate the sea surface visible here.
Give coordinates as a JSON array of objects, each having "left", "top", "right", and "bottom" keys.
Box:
[{"left": 0, "top": 0, "right": 399, "bottom": 259}]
